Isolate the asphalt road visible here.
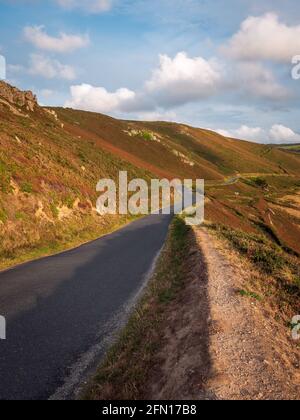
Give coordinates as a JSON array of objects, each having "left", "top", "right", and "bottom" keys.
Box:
[{"left": 0, "top": 213, "right": 172, "bottom": 400}]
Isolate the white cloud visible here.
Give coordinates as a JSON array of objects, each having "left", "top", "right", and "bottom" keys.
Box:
[
  {"left": 269, "top": 124, "right": 300, "bottom": 144},
  {"left": 64, "top": 52, "right": 222, "bottom": 113},
  {"left": 56, "top": 0, "right": 112, "bottom": 13},
  {"left": 63, "top": 48, "right": 290, "bottom": 118},
  {"left": 136, "top": 110, "right": 177, "bottom": 122},
  {"left": 143, "top": 52, "right": 288, "bottom": 105},
  {"left": 235, "top": 62, "right": 290, "bottom": 100},
  {"left": 222, "top": 13, "right": 300, "bottom": 62},
  {"left": 29, "top": 54, "right": 76, "bottom": 80},
  {"left": 65, "top": 83, "right": 136, "bottom": 113},
  {"left": 24, "top": 26, "right": 89, "bottom": 53},
  {"left": 145, "top": 52, "right": 221, "bottom": 107},
  {"left": 215, "top": 124, "right": 300, "bottom": 144},
  {"left": 216, "top": 125, "right": 264, "bottom": 142}
]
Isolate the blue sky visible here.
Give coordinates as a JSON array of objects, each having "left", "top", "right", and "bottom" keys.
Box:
[{"left": 1, "top": 0, "right": 300, "bottom": 143}]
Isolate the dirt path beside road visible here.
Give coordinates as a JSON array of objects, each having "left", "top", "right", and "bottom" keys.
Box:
[{"left": 148, "top": 227, "right": 300, "bottom": 400}]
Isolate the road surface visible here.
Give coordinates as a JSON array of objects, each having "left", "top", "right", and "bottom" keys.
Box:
[{"left": 0, "top": 214, "right": 172, "bottom": 400}]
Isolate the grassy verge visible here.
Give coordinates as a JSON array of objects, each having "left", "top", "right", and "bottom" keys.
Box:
[
  {"left": 0, "top": 215, "right": 138, "bottom": 272},
  {"left": 207, "top": 223, "right": 300, "bottom": 315},
  {"left": 84, "top": 216, "right": 190, "bottom": 400}
]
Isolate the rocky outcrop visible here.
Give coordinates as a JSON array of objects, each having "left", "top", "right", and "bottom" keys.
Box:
[{"left": 0, "top": 81, "right": 37, "bottom": 112}]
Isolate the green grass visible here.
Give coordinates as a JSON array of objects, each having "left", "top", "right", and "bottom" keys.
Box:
[
  {"left": 242, "top": 177, "right": 269, "bottom": 190},
  {"left": 252, "top": 177, "right": 269, "bottom": 189},
  {"left": 15, "top": 211, "right": 25, "bottom": 221},
  {"left": 50, "top": 202, "right": 59, "bottom": 219},
  {"left": 0, "top": 207, "right": 8, "bottom": 223},
  {"left": 0, "top": 214, "right": 137, "bottom": 271},
  {"left": 141, "top": 130, "right": 154, "bottom": 141},
  {"left": 84, "top": 216, "right": 190, "bottom": 400},
  {"left": 20, "top": 182, "right": 33, "bottom": 194},
  {"left": 237, "top": 289, "right": 262, "bottom": 301},
  {"left": 278, "top": 144, "right": 300, "bottom": 152},
  {"left": 0, "top": 159, "right": 12, "bottom": 193}
]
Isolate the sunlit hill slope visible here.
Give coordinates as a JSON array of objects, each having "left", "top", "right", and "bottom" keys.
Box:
[{"left": 1, "top": 81, "right": 300, "bottom": 267}]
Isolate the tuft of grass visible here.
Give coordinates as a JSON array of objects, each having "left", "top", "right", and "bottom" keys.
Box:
[
  {"left": 253, "top": 177, "right": 269, "bottom": 189},
  {"left": 0, "top": 207, "right": 8, "bottom": 223},
  {"left": 242, "top": 177, "right": 269, "bottom": 190},
  {"left": 20, "top": 182, "right": 33, "bottom": 194},
  {"left": 63, "top": 195, "right": 74, "bottom": 209},
  {"left": 237, "top": 289, "right": 262, "bottom": 301},
  {"left": 84, "top": 216, "right": 190, "bottom": 400},
  {"left": 15, "top": 211, "right": 25, "bottom": 221},
  {"left": 50, "top": 202, "right": 59, "bottom": 219},
  {"left": 0, "top": 160, "right": 13, "bottom": 193},
  {"left": 141, "top": 131, "right": 154, "bottom": 141}
]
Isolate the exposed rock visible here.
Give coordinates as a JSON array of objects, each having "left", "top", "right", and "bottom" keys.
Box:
[
  {"left": 0, "top": 81, "right": 37, "bottom": 112},
  {"left": 172, "top": 149, "right": 195, "bottom": 167},
  {"left": 35, "top": 201, "right": 54, "bottom": 224},
  {"left": 57, "top": 205, "right": 73, "bottom": 221},
  {"left": 123, "top": 128, "right": 162, "bottom": 143},
  {"left": 44, "top": 108, "right": 58, "bottom": 120},
  {"left": 44, "top": 108, "right": 65, "bottom": 128}
]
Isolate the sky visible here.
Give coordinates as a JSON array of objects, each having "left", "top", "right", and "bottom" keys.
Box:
[{"left": 1, "top": 0, "right": 300, "bottom": 143}]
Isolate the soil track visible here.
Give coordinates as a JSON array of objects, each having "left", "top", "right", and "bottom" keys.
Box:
[{"left": 146, "top": 227, "right": 300, "bottom": 400}]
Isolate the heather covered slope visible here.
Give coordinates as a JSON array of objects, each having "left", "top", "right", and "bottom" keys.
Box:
[
  {"left": 0, "top": 82, "right": 152, "bottom": 269},
  {"left": 52, "top": 108, "right": 300, "bottom": 256},
  {"left": 1, "top": 81, "right": 300, "bottom": 269},
  {"left": 56, "top": 107, "right": 300, "bottom": 180}
]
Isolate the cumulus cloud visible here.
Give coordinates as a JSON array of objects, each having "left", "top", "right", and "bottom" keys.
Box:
[
  {"left": 216, "top": 124, "right": 300, "bottom": 144},
  {"left": 145, "top": 52, "right": 221, "bottom": 107},
  {"left": 24, "top": 25, "right": 89, "bottom": 53},
  {"left": 65, "top": 84, "right": 136, "bottom": 113},
  {"left": 144, "top": 52, "right": 288, "bottom": 106},
  {"left": 56, "top": 0, "right": 112, "bottom": 13},
  {"left": 29, "top": 54, "right": 76, "bottom": 80},
  {"left": 216, "top": 125, "right": 264, "bottom": 142},
  {"left": 135, "top": 110, "right": 177, "bottom": 122},
  {"left": 65, "top": 52, "right": 222, "bottom": 114},
  {"left": 235, "top": 62, "right": 290, "bottom": 100},
  {"left": 222, "top": 13, "right": 300, "bottom": 62},
  {"left": 63, "top": 49, "right": 290, "bottom": 117},
  {"left": 269, "top": 124, "right": 300, "bottom": 144}
]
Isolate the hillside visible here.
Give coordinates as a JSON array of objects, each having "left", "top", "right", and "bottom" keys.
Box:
[
  {"left": 0, "top": 81, "right": 153, "bottom": 269},
  {"left": 1, "top": 81, "right": 300, "bottom": 268},
  {"left": 56, "top": 107, "right": 300, "bottom": 180}
]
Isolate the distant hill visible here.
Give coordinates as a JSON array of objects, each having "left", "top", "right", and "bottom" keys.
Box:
[{"left": 276, "top": 144, "right": 300, "bottom": 154}]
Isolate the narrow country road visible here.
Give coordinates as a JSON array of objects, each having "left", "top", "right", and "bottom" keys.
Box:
[{"left": 0, "top": 214, "right": 172, "bottom": 400}]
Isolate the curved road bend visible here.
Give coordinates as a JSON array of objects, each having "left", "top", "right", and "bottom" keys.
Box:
[{"left": 0, "top": 213, "right": 172, "bottom": 400}]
